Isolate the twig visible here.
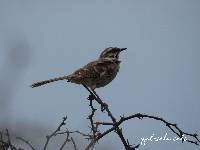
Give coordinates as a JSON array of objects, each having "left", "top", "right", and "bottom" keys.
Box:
[
  {"left": 0, "top": 131, "right": 3, "bottom": 149},
  {"left": 83, "top": 85, "right": 134, "bottom": 150},
  {"left": 95, "top": 113, "right": 200, "bottom": 146},
  {"left": 59, "top": 131, "right": 70, "bottom": 150},
  {"left": 6, "top": 129, "right": 11, "bottom": 149},
  {"left": 91, "top": 89, "right": 132, "bottom": 149},
  {"left": 55, "top": 130, "right": 90, "bottom": 138},
  {"left": 43, "top": 115, "right": 68, "bottom": 150},
  {"left": 95, "top": 122, "right": 113, "bottom": 126},
  {"left": 43, "top": 116, "right": 81, "bottom": 150},
  {"left": 16, "top": 137, "right": 35, "bottom": 150},
  {"left": 71, "top": 137, "right": 77, "bottom": 150},
  {"left": 0, "top": 129, "right": 18, "bottom": 150},
  {"left": 6, "top": 129, "right": 18, "bottom": 150},
  {"left": 120, "top": 113, "right": 200, "bottom": 145},
  {"left": 83, "top": 85, "right": 200, "bottom": 150},
  {"left": 88, "top": 97, "right": 97, "bottom": 140}
]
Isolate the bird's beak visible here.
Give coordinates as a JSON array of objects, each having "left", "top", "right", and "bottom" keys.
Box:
[{"left": 120, "top": 48, "right": 127, "bottom": 51}]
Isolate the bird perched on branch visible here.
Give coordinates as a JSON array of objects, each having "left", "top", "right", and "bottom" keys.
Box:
[{"left": 31, "top": 47, "right": 126, "bottom": 90}]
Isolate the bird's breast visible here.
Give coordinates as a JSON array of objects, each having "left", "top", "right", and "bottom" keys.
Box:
[{"left": 95, "top": 62, "right": 120, "bottom": 88}]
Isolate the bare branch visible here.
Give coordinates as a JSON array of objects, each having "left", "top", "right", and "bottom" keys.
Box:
[
  {"left": 87, "top": 97, "right": 97, "bottom": 140},
  {"left": 119, "top": 113, "right": 200, "bottom": 146},
  {"left": 59, "top": 131, "right": 70, "bottom": 150},
  {"left": 94, "top": 113, "right": 200, "bottom": 147},
  {"left": 16, "top": 137, "right": 35, "bottom": 150},
  {"left": 83, "top": 85, "right": 135, "bottom": 150},
  {"left": 43, "top": 115, "right": 68, "bottom": 150},
  {"left": 83, "top": 85, "right": 200, "bottom": 150},
  {"left": 71, "top": 137, "right": 77, "bottom": 150},
  {"left": 0, "top": 129, "right": 18, "bottom": 150}
]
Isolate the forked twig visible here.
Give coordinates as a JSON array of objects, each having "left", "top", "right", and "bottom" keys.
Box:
[
  {"left": 83, "top": 85, "right": 135, "bottom": 150},
  {"left": 43, "top": 115, "right": 68, "bottom": 150}
]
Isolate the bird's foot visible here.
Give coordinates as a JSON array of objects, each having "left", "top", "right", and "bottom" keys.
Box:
[
  {"left": 101, "top": 103, "right": 107, "bottom": 112},
  {"left": 87, "top": 94, "right": 95, "bottom": 100}
]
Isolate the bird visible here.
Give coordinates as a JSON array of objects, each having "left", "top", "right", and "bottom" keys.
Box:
[{"left": 31, "top": 47, "right": 126, "bottom": 90}]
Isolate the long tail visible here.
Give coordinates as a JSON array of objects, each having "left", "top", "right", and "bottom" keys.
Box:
[{"left": 31, "top": 76, "right": 68, "bottom": 88}]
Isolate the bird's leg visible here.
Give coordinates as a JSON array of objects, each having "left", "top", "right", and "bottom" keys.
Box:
[
  {"left": 82, "top": 84, "right": 96, "bottom": 100},
  {"left": 90, "top": 89, "right": 107, "bottom": 111},
  {"left": 82, "top": 84, "right": 106, "bottom": 111},
  {"left": 90, "top": 89, "right": 99, "bottom": 100}
]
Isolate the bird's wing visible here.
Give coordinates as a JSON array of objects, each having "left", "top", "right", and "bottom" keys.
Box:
[{"left": 68, "top": 59, "right": 113, "bottom": 83}]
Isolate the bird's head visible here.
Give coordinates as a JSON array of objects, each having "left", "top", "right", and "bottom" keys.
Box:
[{"left": 99, "top": 47, "right": 127, "bottom": 60}]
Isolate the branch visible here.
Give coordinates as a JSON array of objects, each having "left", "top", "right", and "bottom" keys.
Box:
[
  {"left": 43, "top": 116, "right": 87, "bottom": 150},
  {"left": 83, "top": 85, "right": 199, "bottom": 149},
  {"left": 16, "top": 136, "right": 35, "bottom": 150},
  {"left": 59, "top": 130, "right": 70, "bottom": 150},
  {"left": 95, "top": 113, "right": 200, "bottom": 146},
  {"left": 55, "top": 130, "right": 90, "bottom": 139},
  {"left": 87, "top": 97, "right": 98, "bottom": 139},
  {"left": 71, "top": 137, "right": 78, "bottom": 150},
  {"left": 0, "top": 129, "right": 18, "bottom": 150},
  {"left": 83, "top": 85, "right": 135, "bottom": 150},
  {"left": 43, "top": 115, "right": 68, "bottom": 150},
  {"left": 119, "top": 113, "right": 200, "bottom": 145}
]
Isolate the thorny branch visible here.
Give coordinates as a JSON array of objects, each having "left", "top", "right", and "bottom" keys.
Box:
[
  {"left": 43, "top": 116, "right": 68, "bottom": 150},
  {"left": 43, "top": 115, "right": 80, "bottom": 150},
  {"left": 87, "top": 97, "right": 98, "bottom": 140},
  {"left": 93, "top": 113, "right": 200, "bottom": 145},
  {"left": 0, "top": 117, "right": 82, "bottom": 150},
  {"left": 83, "top": 85, "right": 138, "bottom": 150},
  {"left": 82, "top": 84, "right": 200, "bottom": 150},
  {"left": 1, "top": 87, "right": 199, "bottom": 150}
]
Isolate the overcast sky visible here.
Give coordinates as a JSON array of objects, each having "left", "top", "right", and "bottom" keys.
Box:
[{"left": 0, "top": 1, "right": 200, "bottom": 150}]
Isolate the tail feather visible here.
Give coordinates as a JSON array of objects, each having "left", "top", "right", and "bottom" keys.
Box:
[{"left": 31, "top": 76, "right": 68, "bottom": 88}]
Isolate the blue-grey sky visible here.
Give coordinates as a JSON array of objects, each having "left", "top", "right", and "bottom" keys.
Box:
[{"left": 0, "top": 1, "right": 200, "bottom": 150}]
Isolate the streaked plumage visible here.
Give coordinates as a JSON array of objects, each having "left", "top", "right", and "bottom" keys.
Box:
[{"left": 31, "top": 47, "right": 126, "bottom": 90}]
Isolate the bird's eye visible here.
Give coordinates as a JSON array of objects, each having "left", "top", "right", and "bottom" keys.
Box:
[{"left": 113, "top": 53, "right": 119, "bottom": 59}]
